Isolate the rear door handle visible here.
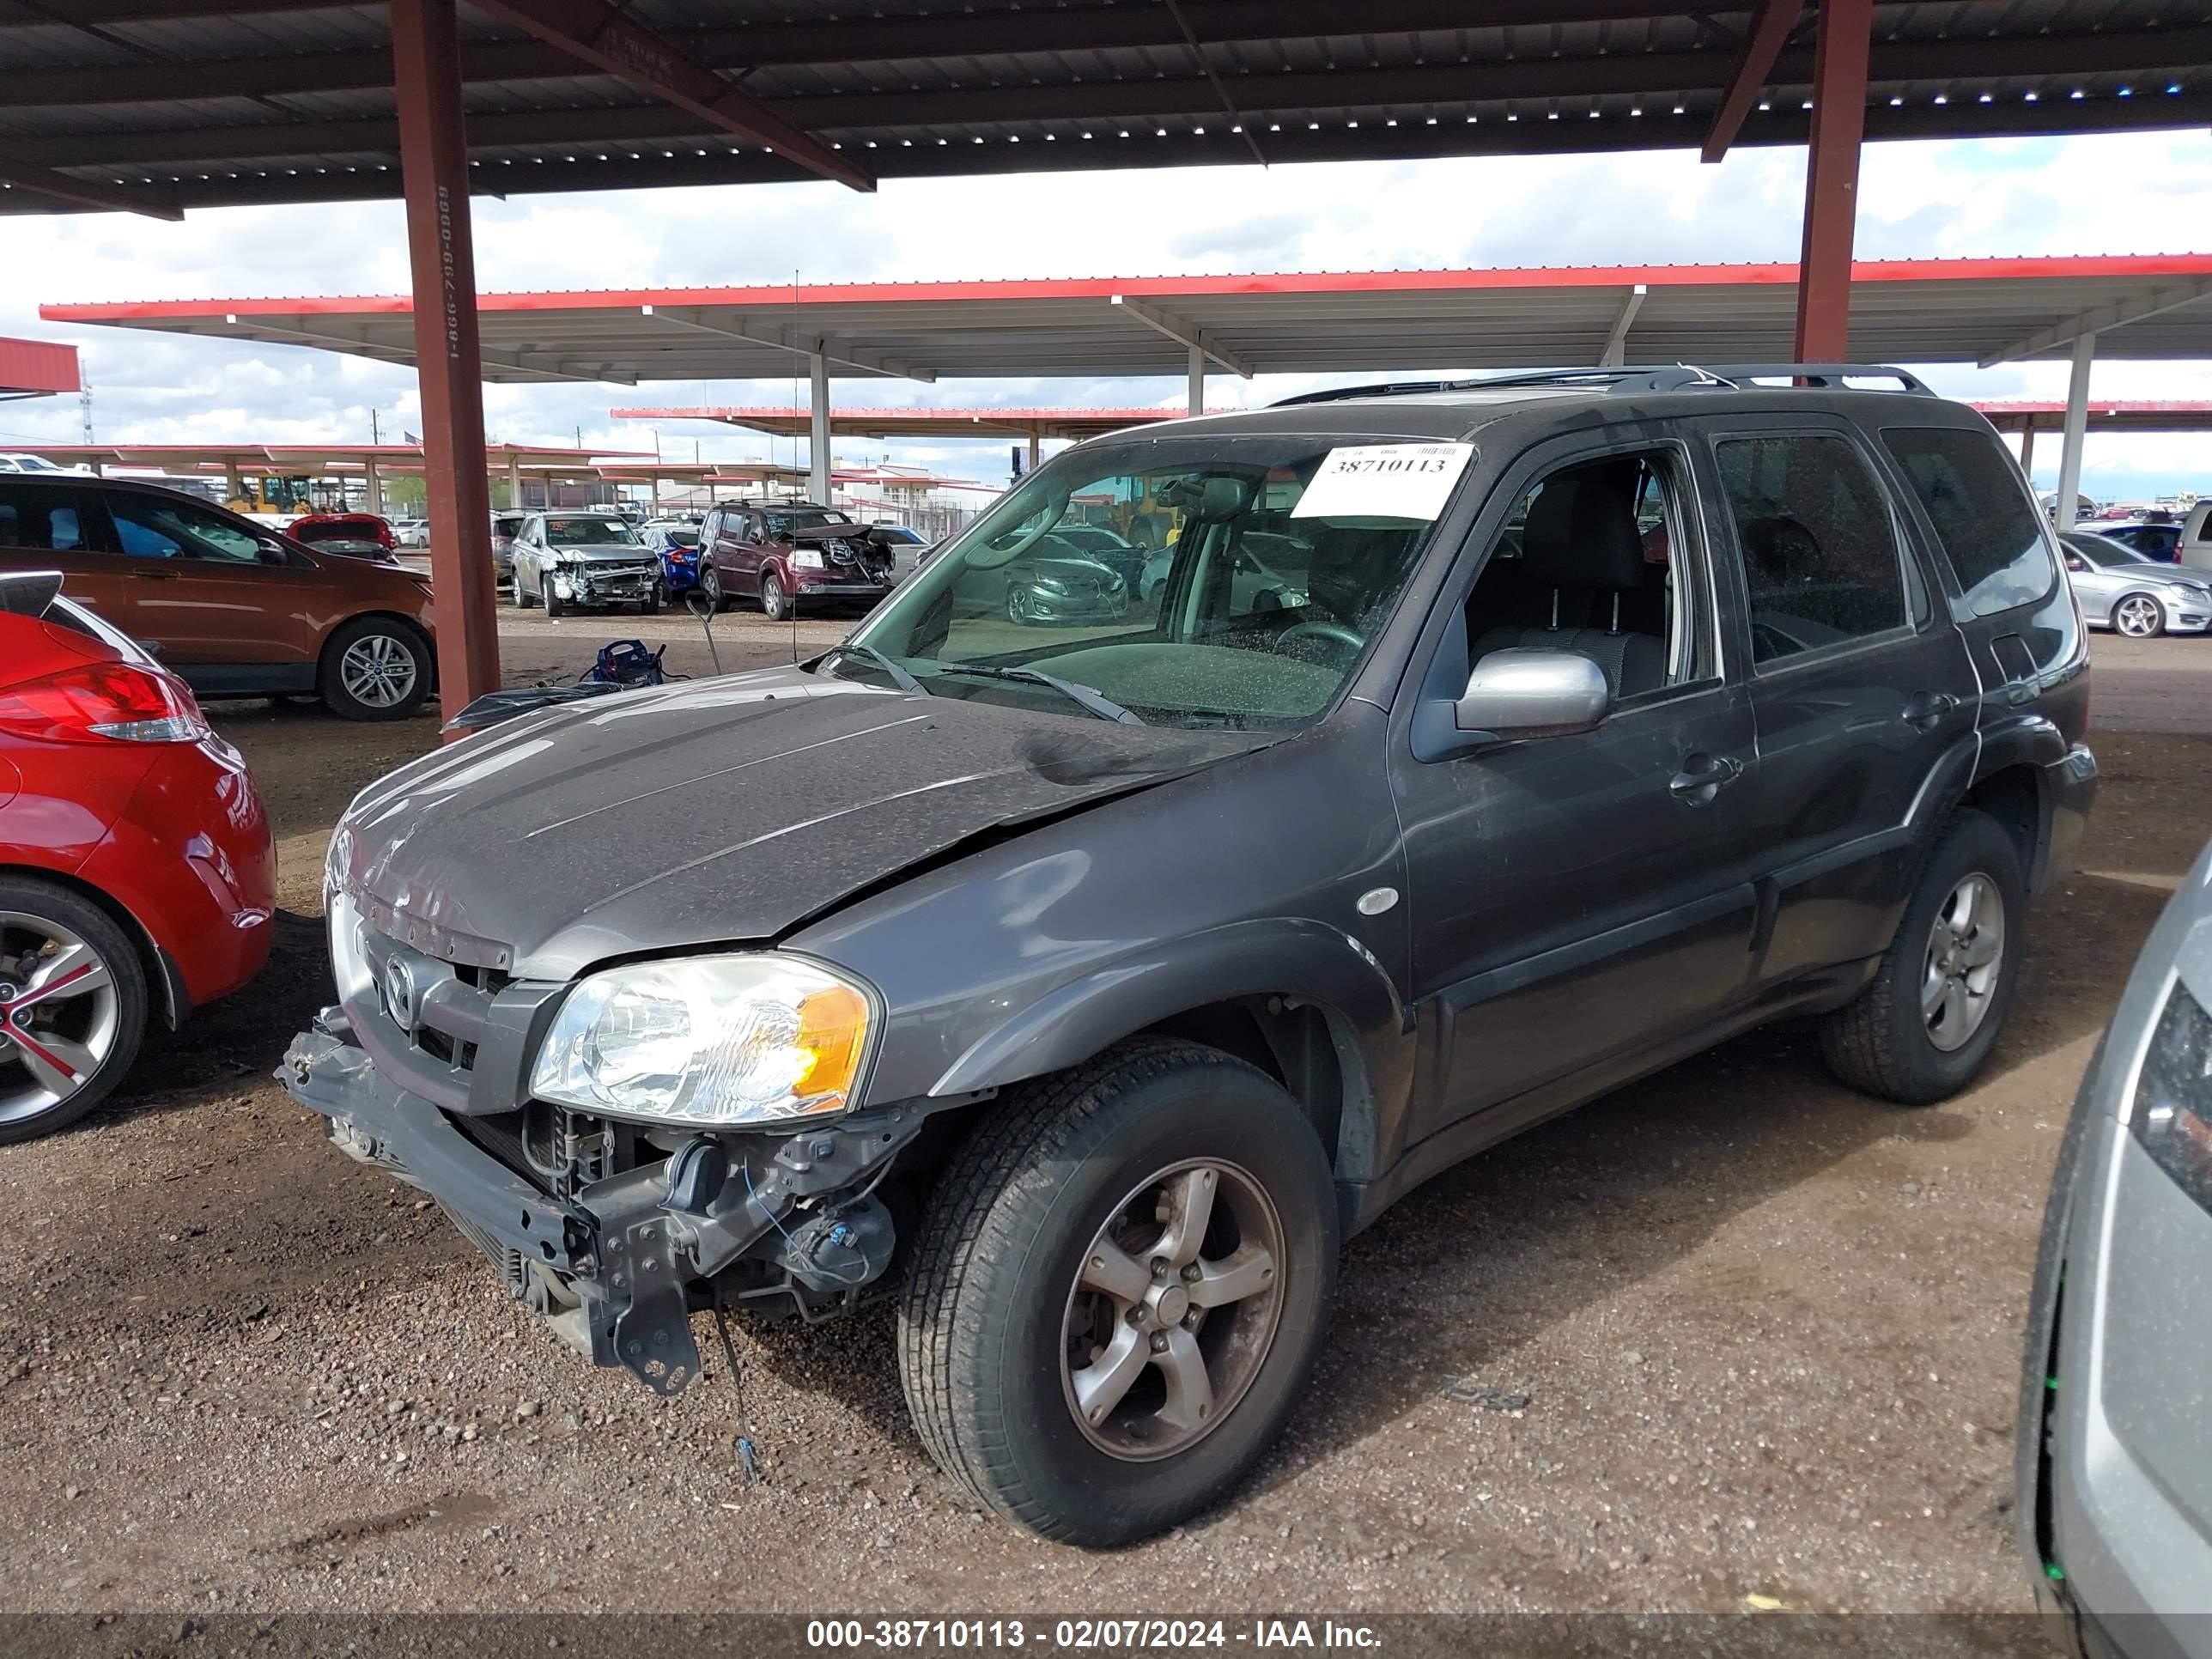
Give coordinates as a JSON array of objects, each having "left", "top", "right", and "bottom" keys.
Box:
[
  {"left": 1902, "top": 690, "right": 1960, "bottom": 730},
  {"left": 1668, "top": 752, "right": 1744, "bottom": 803}
]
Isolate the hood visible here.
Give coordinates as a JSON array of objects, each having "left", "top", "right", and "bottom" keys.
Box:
[
  {"left": 331, "top": 666, "right": 1261, "bottom": 980},
  {"left": 547, "top": 541, "right": 654, "bottom": 562},
  {"left": 2130, "top": 564, "right": 2212, "bottom": 588},
  {"left": 782, "top": 523, "right": 862, "bottom": 545}
]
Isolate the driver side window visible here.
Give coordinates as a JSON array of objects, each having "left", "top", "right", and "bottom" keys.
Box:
[
  {"left": 109, "top": 495, "right": 266, "bottom": 563},
  {"left": 1463, "top": 447, "right": 1702, "bottom": 702}
]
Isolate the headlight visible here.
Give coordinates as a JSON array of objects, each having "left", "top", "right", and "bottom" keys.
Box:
[
  {"left": 2130, "top": 976, "right": 2212, "bottom": 1214},
  {"left": 530, "top": 954, "right": 872, "bottom": 1127},
  {"left": 1035, "top": 575, "right": 1068, "bottom": 594},
  {"left": 792, "top": 549, "right": 825, "bottom": 569}
]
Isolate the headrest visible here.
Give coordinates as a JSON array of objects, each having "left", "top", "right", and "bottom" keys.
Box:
[
  {"left": 1157, "top": 474, "right": 1253, "bottom": 524},
  {"left": 1521, "top": 463, "right": 1645, "bottom": 592}
]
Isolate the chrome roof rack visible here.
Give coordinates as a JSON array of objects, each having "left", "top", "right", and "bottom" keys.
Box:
[{"left": 1272, "top": 363, "right": 1936, "bottom": 407}]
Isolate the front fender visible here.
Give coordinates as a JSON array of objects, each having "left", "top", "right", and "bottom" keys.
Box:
[{"left": 929, "top": 916, "right": 1410, "bottom": 1104}]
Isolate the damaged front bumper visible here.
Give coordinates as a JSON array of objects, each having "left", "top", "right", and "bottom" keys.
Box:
[{"left": 281, "top": 1007, "right": 920, "bottom": 1396}]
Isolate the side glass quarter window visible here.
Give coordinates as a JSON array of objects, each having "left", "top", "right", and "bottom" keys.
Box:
[
  {"left": 1881, "top": 425, "right": 2059, "bottom": 619},
  {"left": 1713, "top": 433, "right": 1910, "bottom": 667}
]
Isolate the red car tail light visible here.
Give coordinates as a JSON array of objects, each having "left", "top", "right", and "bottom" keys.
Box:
[{"left": 0, "top": 660, "right": 210, "bottom": 744}]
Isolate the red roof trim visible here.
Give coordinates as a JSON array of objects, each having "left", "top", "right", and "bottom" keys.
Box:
[
  {"left": 0, "top": 335, "right": 81, "bottom": 394},
  {"left": 41, "top": 255, "right": 2212, "bottom": 322}
]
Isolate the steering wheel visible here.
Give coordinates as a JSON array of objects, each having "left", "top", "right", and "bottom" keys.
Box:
[{"left": 1273, "top": 619, "right": 1364, "bottom": 667}]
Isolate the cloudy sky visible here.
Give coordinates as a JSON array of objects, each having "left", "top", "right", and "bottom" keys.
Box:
[{"left": 3, "top": 126, "right": 2208, "bottom": 499}]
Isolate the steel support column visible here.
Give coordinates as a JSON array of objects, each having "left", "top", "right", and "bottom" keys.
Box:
[
  {"left": 364, "top": 455, "right": 383, "bottom": 518},
  {"left": 1188, "top": 344, "right": 1205, "bottom": 417},
  {"left": 2055, "top": 332, "right": 2095, "bottom": 528},
  {"left": 2016, "top": 422, "right": 2036, "bottom": 484},
  {"left": 507, "top": 453, "right": 523, "bottom": 511},
  {"left": 223, "top": 459, "right": 243, "bottom": 504},
  {"left": 1793, "top": 0, "right": 1870, "bottom": 362},
  {"left": 808, "top": 350, "right": 831, "bottom": 506},
  {"left": 1027, "top": 429, "right": 1042, "bottom": 471},
  {"left": 393, "top": 0, "right": 499, "bottom": 715}
]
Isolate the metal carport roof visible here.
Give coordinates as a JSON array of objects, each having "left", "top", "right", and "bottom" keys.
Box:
[
  {"left": 44, "top": 256, "right": 2212, "bottom": 384},
  {"left": 0, "top": 2, "right": 2203, "bottom": 218}
]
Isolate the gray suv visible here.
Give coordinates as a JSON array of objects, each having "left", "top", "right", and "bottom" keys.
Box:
[{"left": 286, "top": 366, "right": 2096, "bottom": 1546}]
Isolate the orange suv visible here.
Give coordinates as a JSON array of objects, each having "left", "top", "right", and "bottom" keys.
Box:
[{"left": 0, "top": 476, "right": 438, "bottom": 720}]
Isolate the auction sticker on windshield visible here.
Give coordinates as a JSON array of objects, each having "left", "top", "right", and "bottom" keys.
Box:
[{"left": 1290, "top": 441, "right": 1472, "bottom": 521}]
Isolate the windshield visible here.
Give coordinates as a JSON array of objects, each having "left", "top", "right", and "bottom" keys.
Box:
[
  {"left": 765, "top": 508, "right": 851, "bottom": 537},
  {"left": 846, "top": 435, "right": 1468, "bottom": 729},
  {"left": 2069, "top": 535, "right": 2150, "bottom": 568},
  {"left": 546, "top": 517, "right": 639, "bottom": 547}
]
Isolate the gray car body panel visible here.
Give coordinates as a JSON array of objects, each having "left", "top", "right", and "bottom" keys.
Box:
[{"left": 2021, "top": 837, "right": 2212, "bottom": 1652}]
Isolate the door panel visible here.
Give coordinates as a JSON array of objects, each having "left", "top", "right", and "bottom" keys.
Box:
[
  {"left": 1390, "top": 428, "right": 1765, "bottom": 1138},
  {"left": 1399, "top": 684, "right": 1762, "bottom": 1122},
  {"left": 1697, "top": 420, "right": 1981, "bottom": 984},
  {"left": 100, "top": 492, "right": 314, "bottom": 668}
]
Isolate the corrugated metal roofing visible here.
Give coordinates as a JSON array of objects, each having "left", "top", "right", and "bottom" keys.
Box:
[
  {"left": 0, "top": 2, "right": 2205, "bottom": 216},
  {"left": 42, "top": 257, "right": 2212, "bottom": 380}
]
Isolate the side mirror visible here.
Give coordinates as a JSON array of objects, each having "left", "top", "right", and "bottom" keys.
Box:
[
  {"left": 2063, "top": 554, "right": 2086, "bottom": 572},
  {"left": 1454, "top": 647, "right": 1610, "bottom": 740}
]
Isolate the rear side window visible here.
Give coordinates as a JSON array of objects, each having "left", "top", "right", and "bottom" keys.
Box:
[
  {"left": 0, "top": 484, "right": 84, "bottom": 550},
  {"left": 1715, "top": 434, "right": 1908, "bottom": 665},
  {"left": 1881, "top": 426, "right": 2057, "bottom": 617}
]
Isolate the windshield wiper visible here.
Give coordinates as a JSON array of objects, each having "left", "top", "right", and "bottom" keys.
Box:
[
  {"left": 817, "top": 642, "right": 927, "bottom": 696},
  {"left": 934, "top": 661, "right": 1143, "bottom": 725}
]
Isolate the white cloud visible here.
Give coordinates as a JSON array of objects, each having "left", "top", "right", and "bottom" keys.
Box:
[{"left": 2, "top": 130, "right": 2208, "bottom": 501}]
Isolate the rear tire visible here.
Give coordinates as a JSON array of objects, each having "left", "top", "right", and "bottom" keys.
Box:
[
  {"left": 1818, "top": 808, "right": 2026, "bottom": 1105},
  {"left": 0, "top": 876, "right": 149, "bottom": 1146},
  {"left": 319, "top": 617, "right": 429, "bottom": 721},
  {"left": 897, "top": 1039, "right": 1339, "bottom": 1545},
  {"left": 760, "top": 571, "right": 790, "bottom": 622}
]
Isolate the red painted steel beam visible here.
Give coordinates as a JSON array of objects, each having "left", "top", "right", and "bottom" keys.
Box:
[
  {"left": 1794, "top": 0, "right": 1871, "bottom": 362},
  {"left": 392, "top": 0, "right": 500, "bottom": 718},
  {"left": 465, "top": 0, "right": 873, "bottom": 191},
  {"left": 1702, "top": 1, "right": 1803, "bottom": 162}
]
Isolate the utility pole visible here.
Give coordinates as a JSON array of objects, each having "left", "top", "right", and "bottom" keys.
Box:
[
  {"left": 370, "top": 407, "right": 381, "bottom": 446},
  {"left": 78, "top": 365, "right": 93, "bottom": 444}
]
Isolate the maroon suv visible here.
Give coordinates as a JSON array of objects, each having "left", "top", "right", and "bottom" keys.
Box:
[{"left": 696, "top": 501, "right": 892, "bottom": 620}]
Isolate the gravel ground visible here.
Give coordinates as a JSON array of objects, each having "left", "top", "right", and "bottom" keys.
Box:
[{"left": 0, "top": 630, "right": 2205, "bottom": 1620}]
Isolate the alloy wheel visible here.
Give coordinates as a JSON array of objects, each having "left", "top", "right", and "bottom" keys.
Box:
[
  {"left": 0, "top": 912, "right": 121, "bottom": 1126},
  {"left": 338, "top": 633, "right": 419, "bottom": 708},
  {"left": 2114, "top": 595, "right": 2163, "bottom": 637},
  {"left": 1060, "top": 1159, "right": 1285, "bottom": 1462},
  {"left": 1922, "top": 872, "right": 2005, "bottom": 1052}
]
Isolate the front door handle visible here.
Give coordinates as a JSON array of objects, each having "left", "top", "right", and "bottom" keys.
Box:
[
  {"left": 1902, "top": 690, "right": 1960, "bottom": 731},
  {"left": 131, "top": 567, "right": 177, "bottom": 580},
  {"left": 1668, "top": 752, "right": 1744, "bottom": 804}
]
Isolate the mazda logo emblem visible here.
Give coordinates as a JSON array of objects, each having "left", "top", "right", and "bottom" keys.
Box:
[{"left": 382, "top": 957, "right": 418, "bottom": 1033}]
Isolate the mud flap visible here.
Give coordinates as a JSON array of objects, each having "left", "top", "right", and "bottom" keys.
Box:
[{"left": 599, "top": 1216, "right": 702, "bottom": 1395}]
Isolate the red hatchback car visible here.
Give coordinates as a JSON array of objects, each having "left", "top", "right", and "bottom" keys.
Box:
[{"left": 0, "top": 571, "right": 274, "bottom": 1142}]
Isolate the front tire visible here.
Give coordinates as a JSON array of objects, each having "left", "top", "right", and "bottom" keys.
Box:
[
  {"left": 760, "top": 570, "right": 791, "bottom": 622},
  {"left": 2112, "top": 592, "right": 2166, "bottom": 638},
  {"left": 0, "top": 877, "right": 149, "bottom": 1145},
  {"left": 897, "top": 1039, "right": 1339, "bottom": 1545},
  {"left": 319, "top": 617, "right": 429, "bottom": 721},
  {"left": 1819, "top": 807, "right": 2026, "bottom": 1105},
  {"left": 544, "top": 580, "right": 567, "bottom": 620}
]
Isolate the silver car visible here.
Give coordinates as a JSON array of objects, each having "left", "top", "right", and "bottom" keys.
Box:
[
  {"left": 2062, "top": 531, "right": 2212, "bottom": 637},
  {"left": 2020, "top": 835, "right": 2212, "bottom": 1652},
  {"left": 509, "top": 511, "right": 665, "bottom": 617}
]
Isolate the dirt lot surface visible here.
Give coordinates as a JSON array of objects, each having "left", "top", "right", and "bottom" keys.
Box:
[{"left": 1, "top": 628, "right": 2206, "bottom": 1620}]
